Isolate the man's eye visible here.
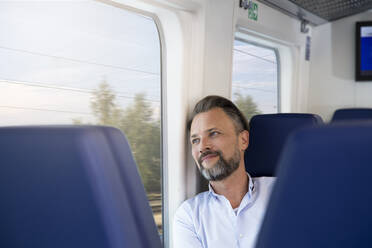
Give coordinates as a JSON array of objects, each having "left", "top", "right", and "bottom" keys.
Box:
[
  {"left": 210, "top": 131, "right": 219, "bottom": 136},
  {"left": 191, "top": 138, "right": 200, "bottom": 144}
]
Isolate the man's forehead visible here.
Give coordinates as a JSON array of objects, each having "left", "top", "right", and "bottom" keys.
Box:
[
  {"left": 190, "top": 127, "right": 218, "bottom": 138},
  {"left": 190, "top": 108, "right": 234, "bottom": 134}
]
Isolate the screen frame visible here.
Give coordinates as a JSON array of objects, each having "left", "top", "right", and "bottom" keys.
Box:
[{"left": 356, "top": 21, "right": 372, "bottom": 81}]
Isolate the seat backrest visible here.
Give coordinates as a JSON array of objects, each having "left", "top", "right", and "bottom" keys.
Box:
[
  {"left": 244, "top": 113, "right": 323, "bottom": 177},
  {"left": 331, "top": 108, "right": 372, "bottom": 122},
  {"left": 255, "top": 122, "right": 372, "bottom": 248},
  {"left": 0, "top": 126, "right": 161, "bottom": 248}
]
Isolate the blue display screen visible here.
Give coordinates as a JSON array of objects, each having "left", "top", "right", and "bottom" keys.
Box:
[{"left": 361, "top": 26, "right": 372, "bottom": 72}]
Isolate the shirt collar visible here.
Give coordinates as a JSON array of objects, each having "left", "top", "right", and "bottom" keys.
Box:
[{"left": 208, "top": 172, "right": 255, "bottom": 199}]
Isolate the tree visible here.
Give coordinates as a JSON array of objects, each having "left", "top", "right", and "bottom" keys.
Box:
[
  {"left": 74, "top": 80, "right": 161, "bottom": 193},
  {"left": 233, "top": 93, "right": 261, "bottom": 121},
  {"left": 119, "top": 94, "right": 161, "bottom": 193},
  {"left": 91, "top": 80, "right": 123, "bottom": 126}
]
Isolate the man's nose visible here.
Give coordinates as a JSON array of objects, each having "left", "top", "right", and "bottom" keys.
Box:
[{"left": 199, "top": 137, "right": 211, "bottom": 153}]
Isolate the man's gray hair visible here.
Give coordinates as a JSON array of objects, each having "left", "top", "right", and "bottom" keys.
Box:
[{"left": 187, "top": 95, "right": 249, "bottom": 133}]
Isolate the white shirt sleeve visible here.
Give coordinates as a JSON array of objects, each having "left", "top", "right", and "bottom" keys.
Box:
[{"left": 173, "top": 202, "right": 203, "bottom": 248}]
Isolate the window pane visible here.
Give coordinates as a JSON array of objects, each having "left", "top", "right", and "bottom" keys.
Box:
[
  {"left": 0, "top": 1, "right": 163, "bottom": 234},
  {"left": 232, "top": 39, "right": 278, "bottom": 120}
]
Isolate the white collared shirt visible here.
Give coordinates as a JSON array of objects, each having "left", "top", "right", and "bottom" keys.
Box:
[{"left": 173, "top": 175, "right": 276, "bottom": 248}]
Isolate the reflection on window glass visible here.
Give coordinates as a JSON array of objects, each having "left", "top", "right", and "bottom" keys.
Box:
[
  {"left": 232, "top": 39, "right": 278, "bottom": 121},
  {"left": 0, "top": 1, "right": 162, "bottom": 234}
]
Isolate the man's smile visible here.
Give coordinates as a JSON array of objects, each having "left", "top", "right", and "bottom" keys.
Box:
[
  {"left": 199, "top": 151, "right": 221, "bottom": 165},
  {"left": 201, "top": 153, "right": 218, "bottom": 162}
]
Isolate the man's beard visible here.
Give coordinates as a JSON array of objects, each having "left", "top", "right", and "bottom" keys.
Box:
[{"left": 197, "top": 147, "right": 241, "bottom": 181}]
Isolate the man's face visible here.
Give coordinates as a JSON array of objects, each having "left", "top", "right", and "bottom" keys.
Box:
[{"left": 190, "top": 108, "right": 249, "bottom": 181}]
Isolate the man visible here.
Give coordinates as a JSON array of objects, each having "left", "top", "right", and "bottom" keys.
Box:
[{"left": 173, "top": 95, "right": 275, "bottom": 248}]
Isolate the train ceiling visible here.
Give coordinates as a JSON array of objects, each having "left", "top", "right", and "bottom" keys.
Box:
[{"left": 256, "top": 0, "right": 372, "bottom": 25}]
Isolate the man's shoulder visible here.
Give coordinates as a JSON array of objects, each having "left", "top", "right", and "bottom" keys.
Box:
[
  {"left": 252, "top": 176, "right": 276, "bottom": 195},
  {"left": 174, "top": 191, "right": 210, "bottom": 217},
  {"left": 178, "top": 191, "right": 210, "bottom": 210},
  {"left": 253, "top": 176, "right": 276, "bottom": 184}
]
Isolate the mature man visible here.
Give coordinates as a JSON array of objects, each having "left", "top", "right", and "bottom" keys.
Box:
[{"left": 173, "top": 95, "right": 275, "bottom": 248}]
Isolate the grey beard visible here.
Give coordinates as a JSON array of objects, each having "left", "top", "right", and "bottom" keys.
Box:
[{"left": 198, "top": 149, "right": 241, "bottom": 181}]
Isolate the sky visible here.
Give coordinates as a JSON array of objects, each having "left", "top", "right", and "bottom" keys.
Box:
[{"left": 0, "top": 0, "right": 160, "bottom": 125}]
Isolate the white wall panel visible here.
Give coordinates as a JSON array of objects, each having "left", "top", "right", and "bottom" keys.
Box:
[{"left": 308, "top": 10, "right": 372, "bottom": 121}]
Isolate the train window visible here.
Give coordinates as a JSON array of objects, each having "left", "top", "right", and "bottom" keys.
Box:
[
  {"left": 0, "top": 1, "right": 163, "bottom": 235},
  {"left": 232, "top": 39, "right": 279, "bottom": 120}
]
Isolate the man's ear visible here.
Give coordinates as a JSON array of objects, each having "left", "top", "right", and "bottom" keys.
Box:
[{"left": 239, "top": 130, "right": 249, "bottom": 151}]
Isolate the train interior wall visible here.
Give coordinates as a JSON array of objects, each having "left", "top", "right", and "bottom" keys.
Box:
[{"left": 308, "top": 10, "right": 372, "bottom": 121}]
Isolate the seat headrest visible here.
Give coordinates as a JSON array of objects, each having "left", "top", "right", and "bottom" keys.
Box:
[
  {"left": 256, "top": 122, "right": 372, "bottom": 247},
  {"left": 244, "top": 113, "right": 323, "bottom": 177},
  {"left": 331, "top": 108, "right": 372, "bottom": 122},
  {"left": 0, "top": 126, "right": 161, "bottom": 248}
]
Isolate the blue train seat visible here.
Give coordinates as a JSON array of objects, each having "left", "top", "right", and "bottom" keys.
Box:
[
  {"left": 255, "top": 122, "right": 372, "bottom": 248},
  {"left": 0, "top": 126, "right": 161, "bottom": 248},
  {"left": 331, "top": 108, "right": 372, "bottom": 122},
  {"left": 244, "top": 113, "right": 323, "bottom": 177}
]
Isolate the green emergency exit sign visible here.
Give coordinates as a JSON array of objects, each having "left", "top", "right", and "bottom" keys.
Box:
[{"left": 248, "top": 2, "right": 258, "bottom": 21}]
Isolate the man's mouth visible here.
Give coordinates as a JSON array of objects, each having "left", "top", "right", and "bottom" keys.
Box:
[
  {"left": 201, "top": 154, "right": 218, "bottom": 162},
  {"left": 199, "top": 151, "right": 220, "bottom": 164}
]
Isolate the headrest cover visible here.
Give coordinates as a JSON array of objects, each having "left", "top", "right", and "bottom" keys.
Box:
[
  {"left": 244, "top": 113, "right": 323, "bottom": 177},
  {"left": 256, "top": 122, "right": 372, "bottom": 247},
  {"left": 0, "top": 126, "right": 161, "bottom": 248},
  {"left": 332, "top": 108, "right": 372, "bottom": 122}
]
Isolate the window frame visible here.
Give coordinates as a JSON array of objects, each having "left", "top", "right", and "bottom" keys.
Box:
[{"left": 109, "top": 4, "right": 168, "bottom": 244}]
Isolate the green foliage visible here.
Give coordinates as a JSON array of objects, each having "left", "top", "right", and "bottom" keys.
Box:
[
  {"left": 233, "top": 93, "right": 261, "bottom": 121},
  {"left": 91, "top": 80, "right": 123, "bottom": 126},
  {"left": 77, "top": 80, "right": 161, "bottom": 193},
  {"left": 118, "top": 94, "right": 161, "bottom": 193}
]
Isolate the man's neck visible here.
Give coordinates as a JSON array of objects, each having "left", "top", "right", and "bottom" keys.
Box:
[{"left": 210, "top": 164, "right": 248, "bottom": 209}]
